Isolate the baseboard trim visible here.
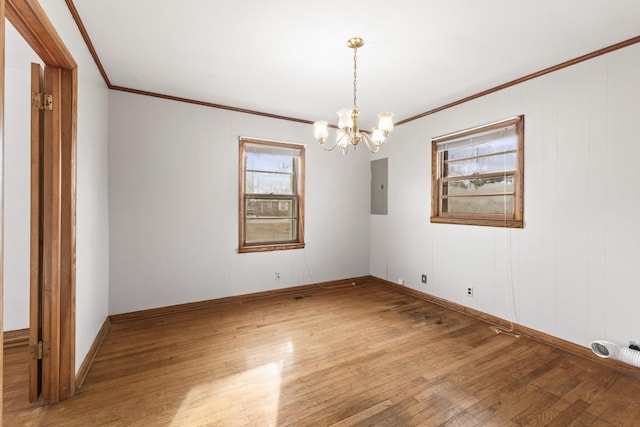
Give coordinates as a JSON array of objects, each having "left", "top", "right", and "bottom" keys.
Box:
[
  {"left": 3, "top": 328, "right": 29, "bottom": 348},
  {"left": 75, "top": 317, "right": 111, "bottom": 390},
  {"left": 110, "top": 275, "right": 373, "bottom": 324},
  {"left": 374, "top": 276, "right": 640, "bottom": 379}
]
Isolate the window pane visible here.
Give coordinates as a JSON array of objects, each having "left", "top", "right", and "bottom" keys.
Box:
[
  {"left": 246, "top": 152, "right": 294, "bottom": 173},
  {"left": 246, "top": 198, "right": 295, "bottom": 218},
  {"left": 444, "top": 195, "right": 514, "bottom": 215},
  {"left": 474, "top": 136, "right": 516, "bottom": 156},
  {"left": 446, "top": 152, "right": 516, "bottom": 177},
  {"left": 245, "top": 218, "right": 296, "bottom": 243},
  {"left": 246, "top": 171, "right": 294, "bottom": 194},
  {"left": 444, "top": 175, "right": 514, "bottom": 196}
]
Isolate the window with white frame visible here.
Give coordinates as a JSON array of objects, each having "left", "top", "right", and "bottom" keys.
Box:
[
  {"left": 239, "top": 138, "right": 305, "bottom": 252},
  {"left": 431, "top": 116, "right": 524, "bottom": 228}
]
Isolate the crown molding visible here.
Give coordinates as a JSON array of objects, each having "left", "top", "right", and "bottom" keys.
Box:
[{"left": 65, "top": 1, "right": 640, "bottom": 127}]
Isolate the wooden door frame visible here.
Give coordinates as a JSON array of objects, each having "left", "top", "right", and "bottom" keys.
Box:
[
  {"left": 2, "top": 0, "right": 77, "bottom": 406},
  {"left": 0, "top": 0, "right": 5, "bottom": 418}
]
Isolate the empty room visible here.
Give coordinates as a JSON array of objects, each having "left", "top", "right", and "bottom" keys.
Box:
[{"left": 2, "top": 0, "right": 640, "bottom": 425}]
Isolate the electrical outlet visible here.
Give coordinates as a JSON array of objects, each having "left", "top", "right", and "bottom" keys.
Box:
[
  {"left": 275, "top": 272, "right": 281, "bottom": 280},
  {"left": 421, "top": 274, "right": 427, "bottom": 284},
  {"left": 467, "top": 286, "right": 473, "bottom": 297}
]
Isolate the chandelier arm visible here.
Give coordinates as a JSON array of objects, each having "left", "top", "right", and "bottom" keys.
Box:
[
  {"left": 319, "top": 132, "right": 349, "bottom": 152},
  {"left": 360, "top": 132, "right": 381, "bottom": 154},
  {"left": 319, "top": 140, "right": 339, "bottom": 151}
]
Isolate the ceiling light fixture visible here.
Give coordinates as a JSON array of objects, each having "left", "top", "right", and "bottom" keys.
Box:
[{"left": 313, "top": 37, "right": 393, "bottom": 155}]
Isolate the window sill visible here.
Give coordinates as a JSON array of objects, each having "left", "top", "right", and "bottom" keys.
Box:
[
  {"left": 430, "top": 216, "right": 523, "bottom": 228},
  {"left": 238, "top": 242, "right": 305, "bottom": 253}
]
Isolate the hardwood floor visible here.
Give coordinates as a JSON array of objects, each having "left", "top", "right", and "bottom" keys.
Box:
[{"left": 4, "top": 280, "right": 640, "bottom": 426}]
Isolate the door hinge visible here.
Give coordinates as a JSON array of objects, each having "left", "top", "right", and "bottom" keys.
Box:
[
  {"left": 29, "top": 341, "right": 50, "bottom": 360},
  {"left": 31, "top": 92, "right": 53, "bottom": 110}
]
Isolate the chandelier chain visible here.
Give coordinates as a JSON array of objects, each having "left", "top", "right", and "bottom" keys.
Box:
[{"left": 353, "top": 47, "right": 358, "bottom": 109}]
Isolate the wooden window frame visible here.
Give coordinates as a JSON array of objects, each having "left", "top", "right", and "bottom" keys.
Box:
[
  {"left": 431, "top": 115, "right": 524, "bottom": 228},
  {"left": 238, "top": 137, "right": 305, "bottom": 253}
]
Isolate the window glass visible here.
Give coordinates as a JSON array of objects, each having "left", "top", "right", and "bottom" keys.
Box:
[
  {"left": 431, "top": 116, "right": 524, "bottom": 228},
  {"left": 239, "top": 138, "right": 305, "bottom": 252}
]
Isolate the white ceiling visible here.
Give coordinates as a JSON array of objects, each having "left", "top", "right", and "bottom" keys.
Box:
[{"left": 71, "top": 0, "right": 640, "bottom": 128}]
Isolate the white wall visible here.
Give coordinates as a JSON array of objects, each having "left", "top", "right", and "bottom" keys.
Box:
[
  {"left": 108, "top": 91, "right": 371, "bottom": 315},
  {"left": 38, "top": 1, "right": 111, "bottom": 372},
  {"left": 371, "top": 42, "right": 640, "bottom": 349},
  {"left": 3, "top": 22, "right": 40, "bottom": 331}
]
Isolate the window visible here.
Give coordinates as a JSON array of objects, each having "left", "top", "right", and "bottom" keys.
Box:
[
  {"left": 239, "top": 138, "right": 305, "bottom": 252},
  {"left": 431, "top": 115, "right": 524, "bottom": 228}
]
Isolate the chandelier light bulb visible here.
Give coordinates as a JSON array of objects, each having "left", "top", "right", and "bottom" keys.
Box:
[
  {"left": 371, "top": 127, "right": 385, "bottom": 145},
  {"left": 313, "top": 121, "right": 329, "bottom": 141},
  {"left": 337, "top": 108, "right": 353, "bottom": 130},
  {"left": 377, "top": 112, "right": 394, "bottom": 132}
]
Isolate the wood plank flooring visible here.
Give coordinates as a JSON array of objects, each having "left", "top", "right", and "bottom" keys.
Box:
[{"left": 4, "top": 281, "right": 640, "bottom": 426}]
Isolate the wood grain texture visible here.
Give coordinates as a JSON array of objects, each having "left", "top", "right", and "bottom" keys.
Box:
[
  {"left": 110, "top": 276, "right": 371, "bottom": 323},
  {"left": 0, "top": 3, "right": 5, "bottom": 421},
  {"left": 58, "top": 66, "right": 77, "bottom": 401},
  {"left": 74, "top": 318, "right": 109, "bottom": 390},
  {"left": 3, "top": 330, "right": 29, "bottom": 349},
  {"left": 7, "top": 0, "right": 79, "bottom": 405},
  {"left": 6, "top": 0, "right": 76, "bottom": 68},
  {"left": 29, "top": 61, "right": 43, "bottom": 404},
  {"left": 381, "top": 278, "right": 640, "bottom": 379},
  {"left": 5, "top": 279, "right": 640, "bottom": 425},
  {"left": 42, "top": 64, "right": 62, "bottom": 405}
]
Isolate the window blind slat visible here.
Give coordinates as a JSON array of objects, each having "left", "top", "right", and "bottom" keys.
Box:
[
  {"left": 246, "top": 144, "right": 301, "bottom": 157},
  {"left": 436, "top": 125, "right": 516, "bottom": 152}
]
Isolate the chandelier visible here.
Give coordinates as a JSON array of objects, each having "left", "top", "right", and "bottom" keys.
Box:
[{"left": 313, "top": 37, "right": 393, "bottom": 155}]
